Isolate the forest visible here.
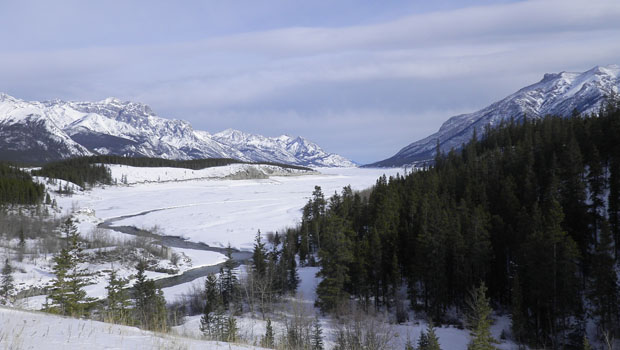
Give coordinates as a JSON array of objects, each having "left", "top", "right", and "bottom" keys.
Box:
[
  {"left": 0, "top": 163, "right": 44, "bottom": 205},
  {"left": 295, "top": 105, "right": 620, "bottom": 349}
]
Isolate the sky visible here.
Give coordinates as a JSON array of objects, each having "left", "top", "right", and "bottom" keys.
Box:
[{"left": 1, "top": 0, "right": 619, "bottom": 164}]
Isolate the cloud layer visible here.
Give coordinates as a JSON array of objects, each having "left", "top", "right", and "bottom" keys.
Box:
[{"left": 1, "top": 0, "right": 619, "bottom": 163}]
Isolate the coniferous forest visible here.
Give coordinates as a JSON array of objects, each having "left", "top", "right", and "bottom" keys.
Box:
[
  {"left": 0, "top": 163, "right": 44, "bottom": 205},
  {"left": 297, "top": 105, "right": 620, "bottom": 349}
]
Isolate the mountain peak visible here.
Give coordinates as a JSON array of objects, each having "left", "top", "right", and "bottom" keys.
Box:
[
  {"left": 0, "top": 93, "right": 354, "bottom": 167},
  {"left": 368, "top": 64, "right": 620, "bottom": 167}
]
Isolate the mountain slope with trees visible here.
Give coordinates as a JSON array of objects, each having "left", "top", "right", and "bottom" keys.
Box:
[{"left": 298, "top": 103, "right": 620, "bottom": 348}]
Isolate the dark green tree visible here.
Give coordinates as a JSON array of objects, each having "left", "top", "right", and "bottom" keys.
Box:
[
  {"left": 46, "top": 219, "right": 94, "bottom": 316},
  {"left": 133, "top": 260, "right": 167, "bottom": 331},
  {"left": 0, "top": 259, "right": 14, "bottom": 304},
  {"left": 315, "top": 215, "right": 353, "bottom": 312},
  {"left": 262, "top": 318, "right": 275, "bottom": 348},
  {"left": 105, "top": 269, "right": 130, "bottom": 323}
]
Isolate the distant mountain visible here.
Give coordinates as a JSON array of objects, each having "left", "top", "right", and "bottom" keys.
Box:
[
  {"left": 368, "top": 64, "right": 620, "bottom": 167},
  {"left": 0, "top": 94, "right": 354, "bottom": 167}
]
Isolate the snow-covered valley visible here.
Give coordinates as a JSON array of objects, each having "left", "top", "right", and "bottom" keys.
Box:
[{"left": 1, "top": 164, "right": 523, "bottom": 349}]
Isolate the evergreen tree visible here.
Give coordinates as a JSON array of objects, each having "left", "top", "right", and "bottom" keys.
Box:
[
  {"left": 0, "top": 259, "right": 14, "bottom": 304},
  {"left": 510, "top": 274, "right": 526, "bottom": 345},
  {"left": 220, "top": 244, "right": 238, "bottom": 309},
  {"left": 589, "top": 221, "right": 619, "bottom": 337},
  {"left": 467, "top": 283, "right": 497, "bottom": 350},
  {"left": 583, "top": 336, "right": 592, "bottom": 350},
  {"left": 105, "top": 269, "right": 130, "bottom": 323},
  {"left": 311, "top": 316, "right": 324, "bottom": 350},
  {"left": 200, "top": 273, "right": 221, "bottom": 338},
  {"left": 133, "top": 260, "right": 167, "bottom": 331},
  {"left": 46, "top": 219, "right": 94, "bottom": 316},
  {"left": 252, "top": 230, "right": 268, "bottom": 277},
  {"left": 17, "top": 228, "right": 25, "bottom": 262},
  {"left": 417, "top": 321, "right": 441, "bottom": 350},
  {"left": 315, "top": 215, "right": 353, "bottom": 312},
  {"left": 262, "top": 318, "right": 275, "bottom": 348}
]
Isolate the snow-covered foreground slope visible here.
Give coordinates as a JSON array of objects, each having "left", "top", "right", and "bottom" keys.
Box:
[
  {"left": 60, "top": 167, "right": 402, "bottom": 250},
  {"left": 0, "top": 307, "right": 267, "bottom": 350}
]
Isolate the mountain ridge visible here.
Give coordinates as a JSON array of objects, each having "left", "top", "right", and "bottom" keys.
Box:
[
  {"left": 0, "top": 94, "right": 355, "bottom": 167},
  {"left": 367, "top": 64, "right": 620, "bottom": 167}
]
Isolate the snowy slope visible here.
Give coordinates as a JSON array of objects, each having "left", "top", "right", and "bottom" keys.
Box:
[
  {"left": 369, "top": 64, "right": 620, "bottom": 167},
  {"left": 0, "top": 94, "right": 354, "bottom": 167},
  {"left": 0, "top": 307, "right": 267, "bottom": 350}
]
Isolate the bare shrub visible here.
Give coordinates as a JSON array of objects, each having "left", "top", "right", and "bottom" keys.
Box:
[{"left": 332, "top": 303, "right": 396, "bottom": 350}]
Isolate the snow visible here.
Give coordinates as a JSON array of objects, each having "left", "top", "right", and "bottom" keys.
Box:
[
  {"left": 0, "top": 92, "right": 355, "bottom": 166},
  {"left": 106, "top": 163, "right": 315, "bottom": 184},
  {"left": 0, "top": 307, "right": 268, "bottom": 350},
  {"left": 61, "top": 167, "right": 402, "bottom": 251}
]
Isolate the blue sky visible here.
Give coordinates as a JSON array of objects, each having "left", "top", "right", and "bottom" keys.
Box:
[{"left": 1, "top": 0, "right": 619, "bottom": 163}]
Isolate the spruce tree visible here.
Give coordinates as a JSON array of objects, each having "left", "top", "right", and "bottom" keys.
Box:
[
  {"left": 200, "top": 273, "right": 221, "bottom": 338},
  {"left": 510, "top": 274, "right": 526, "bottom": 346},
  {"left": 105, "top": 269, "right": 130, "bottom": 323},
  {"left": 589, "top": 221, "right": 619, "bottom": 336},
  {"left": 262, "top": 318, "right": 275, "bottom": 348},
  {"left": 252, "top": 230, "right": 268, "bottom": 277},
  {"left": 0, "top": 259, "right": 14, "bottom": 304},
  {"left": 311, "top": 316, "right": 324, "bottom": 350},
  {"left": 467, "top": 283, "right": 497, "bottom": 350},
  {"left": 133, "top": 260, "right": 167, "bottom": 331},
  {"left": 47, "top": 219, "right": 93, "bottom": 316},
  {"left": 417, "top": 321, "right": 441, "bottom": 350},
  {"left": 220, "top": 244, "right": 238, "bottom": 309},
  {"left": 315, "top": 215, "right": 353, "bottom": 312}
]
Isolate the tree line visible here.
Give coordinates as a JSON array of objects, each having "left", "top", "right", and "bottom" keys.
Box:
[
  {"left": 297, "top": 105, "right": 620, "bottom": 349},
  {"left": 31, "top": 155, "right": 313, "bottom": 187}
]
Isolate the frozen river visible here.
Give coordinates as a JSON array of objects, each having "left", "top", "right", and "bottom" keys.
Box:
[{"left": 61, "top": 167, "right": 402, "bottom": 251}]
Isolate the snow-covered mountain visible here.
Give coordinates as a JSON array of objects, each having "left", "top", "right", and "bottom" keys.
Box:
[
  {"left": 0, "top": 94, "right": 354, "bottom": 167},
  {"left": 368, "top": 64, "right": 620, "bottom": 167}
]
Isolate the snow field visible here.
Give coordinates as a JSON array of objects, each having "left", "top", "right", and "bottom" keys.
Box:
[
  {"left": 106, "top": 163, "right": 316, "bottom": 185},
  {"left": 0, "top": 306, "right": 269, "bottom": 350},
  {"left": 62, "top": 167, "right": 403, "bottom": 250}
]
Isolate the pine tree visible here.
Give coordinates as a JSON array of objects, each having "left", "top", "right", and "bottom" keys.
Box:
[
  {"left": 589, "top": 221, "right": 619, "bottom": 336},
  {"left": 467, "top": 283, "right": 497, "bottom": 350},
  {"left": 133, "top": 260, "right": 167, "bottom": 331},
  {"left": 220, "top": 244, "right": 238, "bottom": 309},
  {"left": 17, "top": 228, "right": 25, "bottom": 262},
  {"left": 315, "top": 215, "right": 353, "bottom": 312},
  {"left": 252, "top": 230, "right": 268, "bottom": 277},
  {"left": 583, "top": 335, "right": 592, "bottom": 350},
  {"left": 225, "top": 314, "right": 238, "bottom": 343},
  {"left": 262, "top": 318, "right": 275, "bottom": 348},
  {"left": 0, "top": 259, "right": 14, "bottom": 304},
  {"left": 105, "top": 269, "right": 130, "bottom": 323},
  {"left": 311, "top": 316, "right": 324, "bottom": 350},
  {"left": 510, "top": 273, "right": 526, "bottom": 345},
  {"left": 46, "top": 219, "right": 94, "bottom": 316},
  {"left": 200, "top": 273, "right": 221, "bottom": 338},
  {"left": 417, "top": 321, "right": 441, "bottom": 350}
]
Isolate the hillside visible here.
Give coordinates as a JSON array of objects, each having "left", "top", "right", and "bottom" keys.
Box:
[{"left": 368, "top": 64, "right": 620, "bottom": 167}]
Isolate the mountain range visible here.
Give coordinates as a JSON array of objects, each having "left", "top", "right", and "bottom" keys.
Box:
[
  {"left": 368, "top": 64, "right": 620, "bottom": 167},
  {"left": 0, "top": 94, "right": 354, "bottom": 167}
]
